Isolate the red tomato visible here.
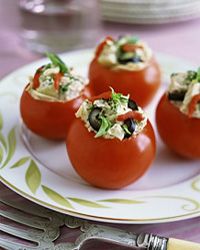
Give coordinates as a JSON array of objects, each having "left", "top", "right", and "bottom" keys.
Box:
[
  {"left": 20, "top": 84, "right": 91, "bottom": 140},
  {"left": 89, "top": 56, "right": 161, "bottom": 107},
  {"left": 156, "top": 93, "right": 200, "bottom": 159},
  {"left": 66, "top": 119, "right": 156, "bottom": 189}
]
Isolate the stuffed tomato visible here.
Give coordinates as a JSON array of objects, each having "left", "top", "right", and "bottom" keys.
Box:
[
  {"left": 156, "top": 68, "right": 200, "bottom": 158},
  {"left": 89, "top": 35, "right": 161, "bottom": 107},
  {"left": 66, "top": 90, "right": 156, "bottom": 189},
  {"left": 20, "top": 53, "right": 91, "bottom": 140}
]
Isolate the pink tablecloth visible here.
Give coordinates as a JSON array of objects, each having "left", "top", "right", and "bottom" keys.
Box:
[{"left": 0, "top": 0, "right": 200, "bottom": 248}]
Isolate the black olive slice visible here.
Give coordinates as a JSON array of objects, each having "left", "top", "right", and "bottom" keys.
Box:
[
  {"left": 128, "top": 99, "right": 138, "bottom": 110},
  {"left": 88, "top": 108, "right": 102, "bottom": 131},
  {"left": 118, "top": 56, "right": 142, "bottom": 64},
  {"left": 124, "top": 118, "right": 136, "bottom": 139},
  {"left": 168, "top": 91, "right": 186, "bottom": 101}
]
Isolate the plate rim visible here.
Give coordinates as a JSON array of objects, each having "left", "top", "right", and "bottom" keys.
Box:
[{"left": 2, "top": 175, "right": 200, "bottom": 224}]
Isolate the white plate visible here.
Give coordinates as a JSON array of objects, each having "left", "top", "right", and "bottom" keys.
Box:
[
  {"left": 100, "top": 0, "right": 200, "bottom": 24},
  {"left": 0, "top": 49, "right": 200, "bottom": 224}
]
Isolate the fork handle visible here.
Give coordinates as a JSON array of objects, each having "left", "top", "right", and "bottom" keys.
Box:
[
  {"left": 168, "top": 238, "right": 200, "bottom": 250},
  {"left": 78, "top": 225, "right": 200, "bottom": 250}
]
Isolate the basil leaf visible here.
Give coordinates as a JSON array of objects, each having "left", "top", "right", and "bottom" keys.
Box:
[
  {"left": 46, "top": 52, "right": 69, "bottom": 73},
  {"left": 95, "top": 116, "right": 111, "bottom": 138}
]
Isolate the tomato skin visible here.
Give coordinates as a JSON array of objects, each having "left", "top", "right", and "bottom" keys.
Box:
[
  {"left": 20, "top": 84, "right": 91, "bottom": 140},
  {"left": 66, "top": 119, "right": 156, "bottom": 189},
  {"left": 89, "top": 56, "right": 161, "bottom": 107},
  {"left": 32, "top": 66, "right": 44, "bottom": 89},
  {"left": 156, "top": 93, "right": 200, "bottom": 159}
]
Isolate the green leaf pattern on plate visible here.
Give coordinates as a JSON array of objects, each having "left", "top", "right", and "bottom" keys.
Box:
[
  {"left": 10, "top": 157, "right": 30, "bottom": 169},
  {"left": 0, "top": 132, "right": 7, "bottom": 152},
  {"left": 191, "top": 177, "right": 200, "bottom": 192},
  {"left": 25, "top": 160, "right": 41, "bottom": 194},
  {"left": 1, "top": 127, "right": 16, "bottom": 169},
  {"left": 68, "top": 198, "right": 109, "bottom": 208},
  {"left": 0, "top": 112, "right": 3, "bottom": 130},
  {"left": 0, "top": 146, "right": 3, "bottom": 163},
  {"left": 42, "top": 185, "right": 73, "bottom": 209},
  {"left": 0, "top": 112, "right": 7, "bottom": 152},
  {"left": 98, "top": 199, "right": 144, "bottom": 204}
]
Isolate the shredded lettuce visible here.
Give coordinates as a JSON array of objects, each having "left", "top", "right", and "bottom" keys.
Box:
[{"left": 95, "top": 116, "right": 111, "bottom": 138}]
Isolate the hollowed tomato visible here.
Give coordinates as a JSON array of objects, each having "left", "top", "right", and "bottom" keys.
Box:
[
  {"left": 89, "top": 45, "right": 161, "bottom": 107},
  {"left": 66, "top": 119, "right": 156, "bottom": 189},
  {"left": 156, "top": 93, "right": 200, "bottom": 159},
  {"left": 20, "top": 84, "right": 91, "bottom": 140}
]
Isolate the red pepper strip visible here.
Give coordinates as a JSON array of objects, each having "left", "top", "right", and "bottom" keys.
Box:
[
  {"left": 53, "top": 73, "right": 63, "bottom": 90},
  {"left": 117, "top": 111, "right": 144, "bottom": 122},
  {"left": 121, "top": 43, "right": 143, "bottom": 53},
  {"left": 89, "top": 91, "right": 112, "bottom": 102},
  {"left": 188, "top": 94, "right": 200, "bottom": 117},
  {"left": 32, "top": 66, "right": 44, "bottom": 89},
  {"left": 95, "top": 36, "right": 114, "bottom": 57}
]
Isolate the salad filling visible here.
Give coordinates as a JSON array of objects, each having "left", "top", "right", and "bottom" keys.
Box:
[
  {"left": 168, "top": 68, "right": 200, "bottom": 118},
  {"left": 28, "top": 53, "right": 88, "bottom": 102},
  {"left": 76, "top": 89, "right": 147, "bottom": 140},
  {"left": 97, "top": 36, "right": 152, "bottom": 71}
]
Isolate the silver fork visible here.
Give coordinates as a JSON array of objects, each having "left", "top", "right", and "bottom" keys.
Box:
[{"left": 0, "top": 197, "right": 200, "bottom": 250}]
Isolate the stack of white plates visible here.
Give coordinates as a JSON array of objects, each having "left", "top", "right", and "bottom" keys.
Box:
[{"left": 100, "top": 0, "right": 200, "bottom": 24}]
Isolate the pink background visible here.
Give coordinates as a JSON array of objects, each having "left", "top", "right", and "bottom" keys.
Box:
[{"left": 0, "top": 0, "right": 200, "bottom": 248}]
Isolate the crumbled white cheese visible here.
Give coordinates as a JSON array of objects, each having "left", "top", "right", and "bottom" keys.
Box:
[
  {"left": 76, "top": 100, "right": 92, "bottom": 121},
  {"left": 106, "top": 123, "right": 124, "bottom": 141},
  {"left": 116, "top": 102, "right": 132, "bottom": 115},
  {"left": 43, "top": 66, "right": 60, "bottom": 76},
  {"left": 93, "top": 99, "right": 110, "bottom": 109},
  {"left": 181, "top": 82, "right": 200, "bottom": 118},
  {"left": 168, "top": 73, "right": 188, "bottom": 93},
  {"left": 98, "top": 43, "right": 118, "bottom": 66}
]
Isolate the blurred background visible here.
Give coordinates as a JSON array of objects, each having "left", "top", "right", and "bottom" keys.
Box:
[{"left": 0, "top": 0, "right": 200, "bottom": 77}]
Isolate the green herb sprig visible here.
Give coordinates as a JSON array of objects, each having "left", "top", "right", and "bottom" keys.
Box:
[{"left": 46, "top": 52, "right": 69, "bottom": 74}]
